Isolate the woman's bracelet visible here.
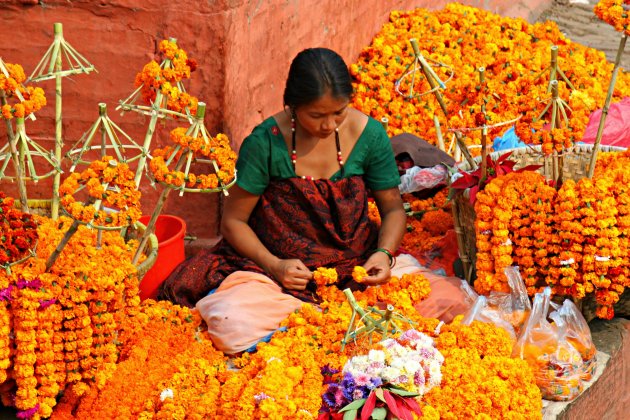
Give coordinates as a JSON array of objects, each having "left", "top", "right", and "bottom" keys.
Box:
[{"left": 373, "top": 247, "right": 396, "bottom": 268}]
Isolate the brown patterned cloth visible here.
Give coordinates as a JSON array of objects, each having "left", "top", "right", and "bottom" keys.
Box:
[{"left": 157, "top": 175, "right": 378, "bottom": 307}]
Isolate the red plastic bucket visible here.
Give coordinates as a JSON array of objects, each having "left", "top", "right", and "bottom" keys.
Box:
[{"left": 138, "top": 214, "right": 186, "bottom": 300}]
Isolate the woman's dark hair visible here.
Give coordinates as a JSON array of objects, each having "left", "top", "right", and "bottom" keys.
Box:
[{"left": 283, "top": 48, "right": 353, "bottom": 110}]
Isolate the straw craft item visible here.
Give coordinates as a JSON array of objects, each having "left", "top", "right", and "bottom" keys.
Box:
[{"left": 28, "top": 22, "right": 97, "bottom": 219}]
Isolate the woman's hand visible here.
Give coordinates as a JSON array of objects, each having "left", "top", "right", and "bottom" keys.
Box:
[
  {"left": 360, "top": 251, "right": 391, "bottom": 286},
  {"left": 269, "top": 258, "right": 313, "bottom": 290}
]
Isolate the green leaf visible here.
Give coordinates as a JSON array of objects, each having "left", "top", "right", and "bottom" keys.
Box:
[
  {"left": 374, "top": 388, "right": 386, "bottom": 403},
  {"left": 371, "top": 407, "right": 388, "bottom": 420},
  {"left": 343, "top": 409, "right": 358, "bottom": 420},
  {"left": 388, "top": 387, "right": 420, "bottom": 397},
  {"left": 339, "top": 398, "right": 366, "bottom": 412}
]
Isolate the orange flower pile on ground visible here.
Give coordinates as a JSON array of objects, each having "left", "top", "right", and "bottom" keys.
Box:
[
  {"left": 12, "top": 256, "right": 539, "bottom": 419},
  {"left": 594, "top": 0, "right": 630, "bottom": 36},
  {"left": 473, "top": 150, "right": 630, "bottom": 318},
  {"left": 350, "top": 3, "right": 630, "bottom": 155}
]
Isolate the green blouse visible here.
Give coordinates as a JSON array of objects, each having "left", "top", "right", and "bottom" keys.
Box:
[{"left": 236, "top": 116, "right": 400, "bottom": 195}]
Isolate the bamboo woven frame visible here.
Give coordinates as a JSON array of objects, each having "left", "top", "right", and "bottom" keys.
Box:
[{"left": 66, "top": 103, "right": 145, "bottom": 171}]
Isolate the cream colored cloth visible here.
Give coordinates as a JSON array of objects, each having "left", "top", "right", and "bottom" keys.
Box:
[
  {"left": 195, "top": 271, "right": 303, "bottom": 354},
  {"left": 197, "top": 255, "right": 469, "bottom": 354}
]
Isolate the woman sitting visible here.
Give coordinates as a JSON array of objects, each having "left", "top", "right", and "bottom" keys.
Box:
[{"left": 158, "top": 47, "right": 468, "bottom": 354}]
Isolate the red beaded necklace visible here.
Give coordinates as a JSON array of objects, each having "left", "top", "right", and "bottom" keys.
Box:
[{"left": 290, "top": 117, "right": 345, "bottom": 180}]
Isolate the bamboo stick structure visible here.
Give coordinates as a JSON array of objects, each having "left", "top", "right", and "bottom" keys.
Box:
[
  {"left": 0, "top": 117, "right": 61, "bottom": 196},
  {"left": 132, "top": 103, "right": 236, "bottom": 267},
  {"left": 116, "top": 38, "right": 197, "bottom": 187},
  {"left": 587, "top": 34, "right": 627, "bottom": 178},
  {"left": 66, "top": 103, "right": 144, "bottom": 171},
  {"left": 534, "top": 45, "right": 576, "bottom": 93},
  {"left": 28, "top": 22, "right": 97, "bottom": 220},
  {"left": 340, "top": 288, "right": 415, "bottom": 351},
  {"left": 395, "top": 38, "right": 476, "bottom": 168}
]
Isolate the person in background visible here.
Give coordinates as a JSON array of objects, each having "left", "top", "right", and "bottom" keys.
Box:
[{"left": 158, "top": 47, "right": 467, "bottom": 354}]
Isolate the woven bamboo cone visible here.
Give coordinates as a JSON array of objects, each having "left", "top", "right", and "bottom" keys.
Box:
[{"left": 132, "top": 103, "right": 208, "bottom": 266}]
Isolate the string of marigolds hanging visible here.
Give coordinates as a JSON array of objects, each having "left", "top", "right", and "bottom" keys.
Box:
[
  {"left": 47, "top": 156, "right": 142, "bottom": 271},
  {"left": 0, "top": 206, "right": 143, "bottom": 419},
  {"left": 471, "top": 149, "right": 630, "bottom": 319},
  {"left": 132, "top": 102, "right": 236, "bottom": 265}
]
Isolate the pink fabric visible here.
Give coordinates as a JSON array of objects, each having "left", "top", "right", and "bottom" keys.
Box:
[
  {"left": 197, "top": 256, "right": 469, "bottom": 354},
  {"left": 195, "top": 271, "right": 303, "bottom": 354},
  {"left": 394, "top": 254, "right": 470, "bottom": 323}
]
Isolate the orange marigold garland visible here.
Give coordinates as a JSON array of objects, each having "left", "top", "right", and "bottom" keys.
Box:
[
  {"left": 149, "top": 129, "right": 237, "bottom": 191},
  {"left": 58, "top": 156, "right": 141, "bottom": 228},
  {"left": 133, "top": 39, "right": 199, "bottom": 115},
  {"left": 549, "top": 180, "right": 585, "bottom": 298}
]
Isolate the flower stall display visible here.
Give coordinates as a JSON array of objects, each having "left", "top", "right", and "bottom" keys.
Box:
[
  {"left": 117, "top": 37, "right": 199, "bottom": 187},
  {"left": 4, "top": 3, "right": 627, "bottom": 418}
]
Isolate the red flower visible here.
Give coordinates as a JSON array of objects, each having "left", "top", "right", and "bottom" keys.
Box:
[{"left": 450, "top": 151, "right": 542, "bottom": 204}]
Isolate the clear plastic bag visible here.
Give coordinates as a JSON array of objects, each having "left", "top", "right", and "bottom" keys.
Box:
[
  {"left": 399, "top": 165, "right": 448, "bottom": 194},
  {"left": 514, "top": 288, "right": 584, "bottom": 401},
  {"left": 500, "top": 266, "right": 532, "bottom": 334},
  {"left": 461, "top": 295, "right": 516, "bottom": 341},
  {"left": 550, "top": 299, "right": 597, "bottom": 381}
]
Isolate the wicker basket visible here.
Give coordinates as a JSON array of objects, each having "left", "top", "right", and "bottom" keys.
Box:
[
  {"left": 451, "top": 144, "right": 629, "bottom": 320},
  {"left": 13, "top": 199, "right": 158, "bottom": 279}
]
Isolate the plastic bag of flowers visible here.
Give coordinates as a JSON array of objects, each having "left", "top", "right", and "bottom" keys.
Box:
[
  {"left": 317, "top": 329, "right": 443, "bottom": 420},
  {"left": 460, "top": 266, "right": 531, "bottom": 335},
  {"left": 513, "top": 288, "right": 585, "bottom": 401},
  {"left": 461, "top": 294, "right": 517, "bottom": 342},
  {"left": 549, "top": 299, "right": 597, "bottom": 381}
]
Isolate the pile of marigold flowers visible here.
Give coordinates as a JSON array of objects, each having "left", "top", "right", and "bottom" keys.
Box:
[
  {"left": 350, "top": 3, "right": 630, "bottom": 155},
  {"left": 473, "top": 149, "right": 630, "bottom": 319},
  {"left": 37, "top": 264, "right": 542, "bottom": 419}
]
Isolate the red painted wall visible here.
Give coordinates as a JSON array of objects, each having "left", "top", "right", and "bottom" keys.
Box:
[{"left": 0, "top": 0, "right": 551, "bottom": 250}]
